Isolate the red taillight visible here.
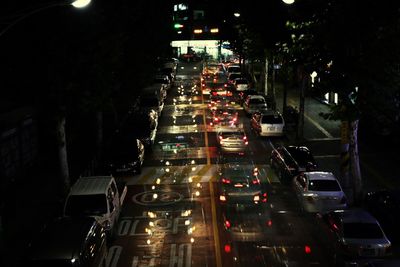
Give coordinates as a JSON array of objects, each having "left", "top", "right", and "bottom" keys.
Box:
[
  {"left": 224, "top": 244, "right": 231, "bottom": 253},
  {"left": 243, "top": 136, "right": 247, "bottom": 140},
  {"left": 214, "top": 117, "right": 219, "bottom": 121},
  {"left": 224, "top": 83, "right": 228, "bottom": 87},
  {"left": 252, "top": 179, "right": 260, "bottom": 185},
  {"left": 225, "top": 220, "right": 231, "bottom": 229},
  {"left": 222, "top": 178, "right": 231, "bottom": 184},
  {"left": 305, "top": 245, "right": 312, "bottom": 254},
  {"left": 267, "top": 219, "right": 272, "bottom": 227},
  {"left": 212, "top": 91, "right": 217, "bottom": 96},
  {"left": 227, "top": 91, "right": 232, "bottom": 96}
]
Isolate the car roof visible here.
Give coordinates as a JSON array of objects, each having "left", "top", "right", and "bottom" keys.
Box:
[
  {"left": 29, "top": 217, "right": 98, "bottom": 261},
  {"left": 334, "top": 209, "right": 379, "bottom": 224},
  {"left": 70, "top": 176, "right": 113, "bottom": 195},
  {"left": 304, "top": 171, "right": 336, "bottom": 181}
]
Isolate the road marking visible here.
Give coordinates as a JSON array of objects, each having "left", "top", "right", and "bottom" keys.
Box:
[
  {"left": 209, "top": 179, "right": 222, "bottom": 267},
  {"left": 288, "top": 99, "right": 334, "bottom": 138},
  {"left": 304, "top": 113, "right": 334, "bottom": 138},
  {"left": 307, "top": 137, "right": 341, "bottom": 141}
]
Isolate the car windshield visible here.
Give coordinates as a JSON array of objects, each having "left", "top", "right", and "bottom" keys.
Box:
[
  {"left": 249, "top": 98, "right": 265, "bottom": 104},
  {"left": 343, "top": 223, "right": 384, "bottom": 239},
  {"left": 261, "top": 114, "right": 283, "bottom": 124},
  {"left": 220, "top": 132, "right": 244, "bottom": 138},
  {"left": 287, "top": 148, "right": 314, "bottom": 166},
  {"left": 65, "top": 194, "right": 107, "bottom": 216},
  {"left": 308, "top": 180, "right": 341, "bottom": 191}
]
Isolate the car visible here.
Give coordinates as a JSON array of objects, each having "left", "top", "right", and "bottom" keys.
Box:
[
  {"left": 364, "top": 190, "right": 400, "bottom": 243},
  {"left": 217, "top": 162, "right": 267, "bottom": 205},
  {"left": 210, "top": 108, "right": 239, "bottom": 127},
  {"left": 217, "top": 130, "right": 248, "bottom": 155},
  {"left": 208, "top": 95, "right": 231, "bottom": 110},
  {"left": 227, "top": 72, "right": 242, "bottom": 82},
  {"left": 202, "top": 80, "right": 228, "bottom": 95},
  {"left": 292, "top": 171, "right": 347, "bottom": 213},
  {"left": 250, "top": 110, "right": 285, "bottom": 137},
  {"left": 138, "top": 92, "right": 164, "bottom": 116},
  {"left": 27, "top": 217, "right": 108, "bottom": 267},
  {"left": 227, "top": 65, "right": 241, "bottom": 76},
  {"left": 319, "top": 209, "right": 392, "bottom": 262},
  {"left": 238, "top": 88, "right": 259, "bottom": 105},
  {"left": 270, "top": 145, "right": 317, "bottom": 183},
  {"left": 120, "top": 111, "right": 158, "bottom": 148},
  {"left": 103, "top": 134, "right": 145, "bottom": 175},
  {"left": 233, "top": 78, "right": 249, "bottom": 91},
  {"left": 243, "top": 95, "right": 268, "bottom": 115}
]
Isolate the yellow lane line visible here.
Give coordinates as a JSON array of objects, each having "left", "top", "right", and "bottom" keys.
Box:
[
  {"left": 209, "top": 178, "right": 222, "bottom": 267},
  {"left": 191, "top": 165, "right": 212, "bottom": 183}
]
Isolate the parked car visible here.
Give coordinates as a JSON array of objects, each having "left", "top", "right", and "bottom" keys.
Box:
[
  {"left": 103, "top": 135, "right": 145, "bottom": 175},
  {"left": 243, "top": 95, "right": 268, "bottom": 115},
  {"left": 64, "top": 176, "right": 127, "bottom": 239},
  {"left": 27, "top": 217, "right": 108, "bottom": 267},
  {"left": 227, "top": 73, "right": 242, "bottom": 84},
  {"left": 292, "top": 171, "right": 347, "bottom": 213},
  {"left": 217, "top": 162, "right": 267, "bottom": 205},
  {"left": 270, "top": 145, "right": 317, "bottom": 183},
  {"left": 319, "top": 209, "right": 392, "bottom": 263},
  {"left": 364, "top": 190, "right": 400, "bottom": 243},
  {"left": 250, "top": 110, "right": 285, "bottom": 137},
  {"left": 138, "top": 92, "right": 164, "bottom": 116},
  {"left": 238, "top": 88, "right": 259, "bottom": 105},
  {"left": 120, "top": 111, "right": 157, "bottom": 148},
  {"left": 217, "top": 130, "right": 248, "bottom": 155},
  {"left": 233, "top": 78, "right": 249, "bottom": 91},
  {"left": 227, "top": 65, "right": 241, "bottom": 76}
]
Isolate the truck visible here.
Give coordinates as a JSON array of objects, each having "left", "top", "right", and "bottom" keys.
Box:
[{"left": 63, "top": 176, "right": 127, "bottom": 238}]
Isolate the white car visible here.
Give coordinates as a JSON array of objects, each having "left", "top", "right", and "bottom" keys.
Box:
[
  {"left": 243, "top": 95, "right": 268, "bottom": 115},
  {"left": 321, "top": 209, "right": 392, "bottom": 260},
  {"left": 233, "top": 78, "right": 249, "bottom": 91},
  {"left": 293, "top": 171, "right": 347, "bottom": 213},
  {"left": 250, "top": 110, "right": 285, "bottom": 137}
]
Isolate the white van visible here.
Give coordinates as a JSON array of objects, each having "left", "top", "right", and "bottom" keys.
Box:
[{"left": 64, "top": 176, "right": 127, "bottom": 238}]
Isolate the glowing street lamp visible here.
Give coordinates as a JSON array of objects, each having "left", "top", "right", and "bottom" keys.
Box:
[
  {"left": 282, "top": 0, "right": 295, "bottom": 4},
  {"left": 233, "top": 12, "right": 241, "bottom": 18},
  {"left": 0, "top": 0, "right": 92, "bottom": 37},
  {"left": 71, "top": 0, "right": 92, "bottom": 8}
]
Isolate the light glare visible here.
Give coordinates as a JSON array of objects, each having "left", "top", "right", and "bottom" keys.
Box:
[{"left": 72, "top": 0, "right": 91, "bottom": 8}]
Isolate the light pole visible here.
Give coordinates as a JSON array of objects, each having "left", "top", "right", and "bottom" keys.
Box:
[{"left": 0, "top": 0, "right": 91, "bottom": 37}]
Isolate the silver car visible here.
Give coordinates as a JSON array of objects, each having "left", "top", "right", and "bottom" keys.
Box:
[
  {"left": 292, "top": 171, "right": 347, "bottom": 213},
  {"left": 321, "top": 209, "right": 392, "bottom": 261},
  {"left": 217, "top": 130, "right": 248, "bottom": 154}
]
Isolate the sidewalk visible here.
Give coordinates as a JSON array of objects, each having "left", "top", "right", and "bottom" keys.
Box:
[{"left": 273, "top": 82, "right": 399, "bottom": 205}]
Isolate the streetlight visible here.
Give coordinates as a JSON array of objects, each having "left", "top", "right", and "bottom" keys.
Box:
[
  {"left": 282, "top": 0, "right": 295, "bottom": 4},
  {"left": 233, "top": 12, "right": 241, "bottom": 18},
  {"left": 0, "top": 0, "right": 92, "bottom": 37}
]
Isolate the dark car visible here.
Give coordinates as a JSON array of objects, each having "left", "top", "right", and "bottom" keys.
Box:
[
  {"left": 121, "top": 111, "right": 157, "bottom": 148},
  {"left": 103, "top": 133, "right": 145, "bottom": 175},
  {"left": 270, "top": 145, "right": 317, "bottom": 183},
  {"left": 27, "top": 217, "right": 107, "bottom": 267},
  {"left": 364, "top": 190, "right": 400, "bottom": 243},
  {"left": 217, "top": 162, "right": 267, "bottom": 205}
]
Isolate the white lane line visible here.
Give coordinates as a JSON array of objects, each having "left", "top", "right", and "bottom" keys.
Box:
[{"left": 304, "top": 113, "right": 334, "bottom": 138}]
